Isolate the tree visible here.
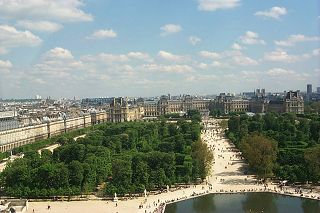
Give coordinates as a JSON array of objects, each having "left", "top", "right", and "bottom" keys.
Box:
[
  {"left": 240, "top": 134, "right": 278, "bottom": 179},
  {"left": 81, "top": 163, "right": 97, "bottom": 193},
  {"left": 109, "top": 158, "right": 132, "bottom": 195},
  {"left": 1, "top": 119, "right": 206, "bottom": 197},
  {"left": 227, "top": 113, "right": 320, "bottom": 183},
  {"left": 191, "top": 140, "right": 213, "bottom": 180},
  {"left": 304, "top": 145, "right": 320, "bottom": 182},
  {"left": 132, "top": 160, "right": 149, "bottom": 189},
  {"left": 68, "top": 161, "right": 84, "bottom": 187},
  {"left": 187, "top": 109, "right": 201, "bottom": 122}
]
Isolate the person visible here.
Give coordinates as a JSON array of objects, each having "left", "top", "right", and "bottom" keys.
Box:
[{"left": 47, "top": 205, "right": 51, "bottom": 210}]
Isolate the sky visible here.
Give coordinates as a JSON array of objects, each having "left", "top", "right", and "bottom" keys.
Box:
[{"left": 0, "top": 0, "right": 319, "bottom": 99}]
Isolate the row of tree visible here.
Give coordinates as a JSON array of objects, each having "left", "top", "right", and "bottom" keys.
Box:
[
  {"left": 0, "top": 110, "right": 213, "bottom": 198},
  {"left": 226, "top": 113, "right": 320, "bottom": 183}
]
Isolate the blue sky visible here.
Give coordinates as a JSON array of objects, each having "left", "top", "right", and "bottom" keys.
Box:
[{"left": 0, "top": 0, "right": 319, "bottom": 98}]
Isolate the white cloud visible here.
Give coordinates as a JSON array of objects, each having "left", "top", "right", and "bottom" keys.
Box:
[
  {"left": 196, "top": 62, "right": 209, "bottom": 69},
  {"left": 0, "top": 47, "right": 8, "bottom": 55},
  {"left": 264, "top": 49, "right": 309, "bottom": 63},
  {"left": 33, "top": 78, "right": 46, "bottom": 84},
  {"left": 199, "top": 49, "right": 257, "bottom": 67},
  {"left": 185, "top": 74, "right": 217, "bottom": 82},
  {"left": 16, "top": 20, "right": 62, "bottom": 32},
  {"left": 127, "top": 52, "right": 152, "bottom": 61},
  {"left": 266, "top": 68, "right": 310, "bottom": 81},
  {"left": 158, "top": 50, "right": 186, "bottom": 62},
  {"left": 232, "top": 43, "right": 242, "bottom": 50},
  {"left": 189, "top": 36, "right": 201, "bottom": 45},
  {"left": 44, "top": 47, "right": 74, "bottom": 60},
  {"left": 255, "top": 7, "right": 287, "bottom": 19},
  {"left": 92, "top": 53, "right": 129, "bottom": 63},
  {"left": 143, "top": 64, "right": 193, "bottom": 73},
  {"left": 0, "top": 25, "right": 42, "bottom": 52},
  {"left": 240, "top": 31, "right": 265, "bottom": 45},
  {"left": 32, "top": 47, "right": 85, "bottom": 79},
  {"left": 212, "top": 61, "right": 223, "bottom": 67},
  {"left": 198, "top": 0, "right": 241, "bottom": 11},
  {"left": 199, "top": 51, "right": 221, "bottom": 59},
  {"left": 0, "top": 60, "right": 12, "bottom": 74},
  {"left": 313, "top": 49, "right": 320, "bottom": 56},
  {"left": 232, "top": 55, "right": 258, "bottom": 66},
  {"left": 275, "top": 34, "right": 320, "bottom": 47},
  {"left": 83, "top": 52, "right": 153, "bottom": 63},
  {"left": 87, "top": 29, "right": 117, "bottom": 40},
  {"left": 0, "top": 0, "right": 93, "bottom": 22},
  {"left": 160, "top": 24, "right": 182, "bottom": 36},
  {"left": 266, "top": 68, "right": 294, "bottom": 76}
]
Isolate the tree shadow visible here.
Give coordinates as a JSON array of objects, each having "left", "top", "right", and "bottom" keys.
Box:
[
  {"left": 192, "top": 194, "right": 216, "bottom": 213},
  {"left": 242, "top": 193, "right": 278, "bottom": 213},
  {"left": 301, "top": 199, "right": 320, "bottom": 213}
]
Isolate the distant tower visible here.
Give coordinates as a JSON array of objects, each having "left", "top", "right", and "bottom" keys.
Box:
[{"left": 307, "top": 84, "right": 312, "bottom": 94}]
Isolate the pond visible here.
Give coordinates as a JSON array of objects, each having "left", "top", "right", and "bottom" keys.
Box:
[{"left": 164, "top": 192, "right": 320, "bottom": 213}]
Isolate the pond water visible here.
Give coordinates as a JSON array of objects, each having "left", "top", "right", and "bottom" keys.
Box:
[{"left": 164, "top": 192, "right": 320, "bottom": 213}]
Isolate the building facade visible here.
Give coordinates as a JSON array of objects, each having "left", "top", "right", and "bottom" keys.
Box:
[
  {"left": 214, "top": 93, "right": 250, "bottom": 114},
  {"left": 212, "top": 90, "right": 304, "bottom": 115},
  {"left": 108, "top": 97, "right": 144, "bottom": 122},
  {"left": 143, "top": 95, "right": 210, "bottom": 117},
  {"left": 284, "top": 90, "right": 304, "bottom": 114}
]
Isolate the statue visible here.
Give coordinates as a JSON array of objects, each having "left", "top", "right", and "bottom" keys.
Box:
[
  {"left": 167, "top": 185, "right": 169, "bottom": 192},
  {"left": 113, "top": 192, "right": 118, "bottom": 202},
  {"left": 144, "top": 189, "right": 147, "bottom": 198}
]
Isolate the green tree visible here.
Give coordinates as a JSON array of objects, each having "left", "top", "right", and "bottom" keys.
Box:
[
  {"left": 240, "top": 134, "right": 278, "bottom": 179},
  {"left": 68, "top": 161, "right": 84, "bottom": 187},
  {"left": 304, "top": 145, "right": 320, "bottom": 182},
  {"left": 191, "top": 140, "right": 213, "bottom": 180},
  {"left": 110, "top": 158, "right": 132, "bottom": 195},
  {"left": 187, "top": 109, "right": 201, "bottom": 122}
]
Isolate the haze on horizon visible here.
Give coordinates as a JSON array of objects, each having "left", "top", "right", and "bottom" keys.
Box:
[{"left": 0, "top": 0, "right": 319, "bottom": 99}]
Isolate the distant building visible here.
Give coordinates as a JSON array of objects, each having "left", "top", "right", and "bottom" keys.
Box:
[
  {"left": 242, "top": 92, "right": 255, "bottom": 99},
  {"left": 249, "top": 98, "right": 268, "bottom": 113},
  {"left": 81, "top": 97, "right": 113, "bottom": 106},
  {"left": 284, "top": 90, "right": 304, "bottom": 114},
  {"left": 317, "top": 87, "right": 320, "bottom": 94},
  {"left": 307, "top": 84, "right": 312, "bottom": 94},
  {"left": 108, "top": 97, "right": 144, "bottom": 122},
  {"left": 213, "top": 89, "right": 304, "bottom": 115},
  {"left": 143, "top": 95, "right": 210, "bottom": 117},
  {"left": 306, "top": 84, "right": 313, "bottom": 101},
  {"left": 214, "top": 93, "right": 249, "bottom": 114},
  {"left": 268, "top": 100, "right": 285, "bottom": 113}
]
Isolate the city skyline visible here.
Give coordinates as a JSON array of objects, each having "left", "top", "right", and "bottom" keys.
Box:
[{"left": 0, "top": 0, "right": 319, "bottom": 99}]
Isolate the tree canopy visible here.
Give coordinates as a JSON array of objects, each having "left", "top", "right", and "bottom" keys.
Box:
[
  {"left": 226, "top": 113, "right": 320, "bottom": 183},
  {"left": 0, "top": 117, "right": 212, "bottom": 198}
]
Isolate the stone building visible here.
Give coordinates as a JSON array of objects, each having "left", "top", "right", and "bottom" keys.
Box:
[
  {"left": 214, "top": 90, "right": 304, "bottom": 115},
  {"left": 249, "top": 98, "right": 268, "bottom": 113},
  {"left": 108, "top": 97, "right": 144, "bottom": 122},
  {"left": 284, "top": 90, "right": 304, "bottom": 114},
  {"left": 108, "top": 97, "right": 128, "bottom": 122},
  {"left": 267, "top": 100, "right": 284, "bottom": 113},
  {"left": 214, "top": 93, "right": 249, "bottom": 114},
  {"left": 143, "top": 95, "right": 210, "bottom": 117}
]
